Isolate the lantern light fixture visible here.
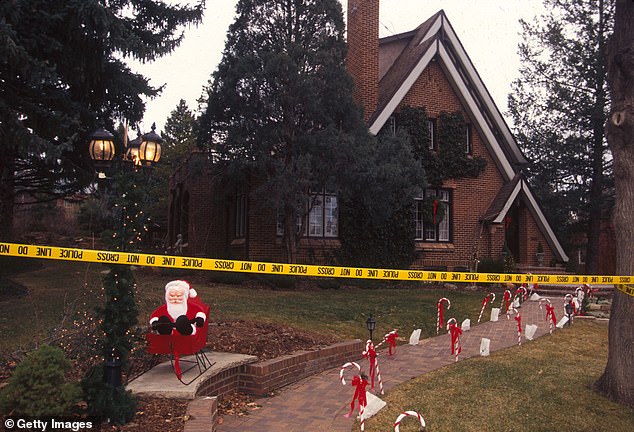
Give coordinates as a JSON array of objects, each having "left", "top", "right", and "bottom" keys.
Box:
[
  {"left": 138, "top": 122, "right": 163, "bottom": 166},
  {"left": 88, "top": 127, "right": 116, "bottom": 163},
  {"left": 366, "top": 314, "right": 377, "bottom": 341}
]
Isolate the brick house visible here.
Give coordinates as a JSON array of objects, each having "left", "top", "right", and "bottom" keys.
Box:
[{"left": 168, "top": 2, "right": 569, "bottom": 271}]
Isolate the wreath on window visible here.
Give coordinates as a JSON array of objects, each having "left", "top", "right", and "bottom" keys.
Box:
[{"left": 421, "top": 196, "right": 446, "bottom": 225}]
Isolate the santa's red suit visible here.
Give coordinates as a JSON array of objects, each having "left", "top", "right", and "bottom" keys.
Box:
[{"left": 150, "top": 280, "right": 206, "bottom": 336}]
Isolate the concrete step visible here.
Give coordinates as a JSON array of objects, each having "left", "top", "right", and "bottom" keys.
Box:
[{"left": 127, "top": 351, "right": 258, "bottom": 400}]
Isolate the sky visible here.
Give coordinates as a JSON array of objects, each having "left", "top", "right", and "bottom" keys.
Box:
[{"left": 131, "top": 0, "right": 547, "bottom": 134}]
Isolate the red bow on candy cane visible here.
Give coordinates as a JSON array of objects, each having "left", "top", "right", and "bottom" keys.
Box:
[
  {"left": 545, "top": 304, "right": 556, "bottom": 326},
  {"left": 514, "top": 313, "right": 522, "bottom": 334},
  {"left": 351, "top": 375, "right": 368, "bottom": 407},
  {"left": 503, "top": 290, "right": 511, "bottom": 314},
  {"left": 344, "top": 374, "right": 368, "bottom": 421},
  {"left": 362, "top": 341, "right": 377, "bottom": 390},
  {"left": 386, "top": 331, "right": 398, "bottom": 356},
  {"left": 448, "top": 322, "right": 462, "bottom": 355}
]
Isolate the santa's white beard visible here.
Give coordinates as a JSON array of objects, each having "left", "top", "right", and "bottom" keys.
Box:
[{"left": 167, "top": 302, "right": 187, "bottom": 319}]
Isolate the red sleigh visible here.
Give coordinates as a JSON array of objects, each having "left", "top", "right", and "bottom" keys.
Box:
[{"left": 146, "top": 298, "right": 215, "bottom": 385}]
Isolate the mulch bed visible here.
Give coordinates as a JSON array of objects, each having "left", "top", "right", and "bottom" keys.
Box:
[{"left": 1, "top": 319, "right": 337, "bottom": 432}]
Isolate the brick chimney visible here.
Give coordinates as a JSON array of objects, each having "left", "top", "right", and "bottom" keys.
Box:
[{"left": 347, "top": 0, "right": 379, "bottom": 123}]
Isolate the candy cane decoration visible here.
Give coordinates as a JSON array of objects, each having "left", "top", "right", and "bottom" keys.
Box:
[
  {"left": 512, "top": 307, "right": 521, "bottom": 345},
  {"left": 447, "top": 318, "right": 462, "bottom": 362},
  {"left": 359, "top": 403, "right": 365, "bottom": 431},
  {"left": 374, "top": 357, "right": 384, "bottom": 395},
  {"left": 514, "top": 286, "right": 527, "bottom": 303},
  {"left": 575, "top": 286, "right": 585, "bottom": 314},
  {"left": 436, "top": 297, "right": 451, "bottom": 334},
  {"left": 344, "top": 373, "right": 369, "bottom": 431},
  {"left": 501, "top": 289, "right": 511, "bottom": 318},
  {"left": 477, "top": 292, "right": 496, "bottom": 324},
  {"left": 361, "top": 340, "right": 383, "bottom": 394},
  {"left": 340, "top": 361, "right": 361, "bottom": 386},
  {"left": 394, "top": 410, "right": 426, "bottom": 432},
  {"left": 540, "top": 298, "right": 555, "bottom": 334},
  {"left": 376, "top": 329, "right": 399, "bottom": 355}
]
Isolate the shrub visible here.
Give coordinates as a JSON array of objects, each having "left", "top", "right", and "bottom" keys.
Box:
[
  {"left": 81, "top": 364, "right": 136, "bottom": 425},
  {"left": 254, "top": 274, "right": 297, "bottom": 289},
  {"left": 0, "top": 345, "right": 81, "bottom": 416},
  {"left": 477, "top": 257, "right": 505, "bottom": 274}
]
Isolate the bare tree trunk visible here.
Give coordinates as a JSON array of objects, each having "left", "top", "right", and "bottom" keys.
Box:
[
  {"left": 585, "top": 135, "right": 604, "bottom": 274},
  {"left": 586, "top": 0, "right": 609, "bottom": 275},
  {"left": 595, "top": 0, "right": 634, "bottom": 407}
]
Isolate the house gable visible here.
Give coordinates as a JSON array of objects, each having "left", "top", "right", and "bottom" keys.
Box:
[{"left": 357, "top": 9, "right": 568, "bottom": 263}]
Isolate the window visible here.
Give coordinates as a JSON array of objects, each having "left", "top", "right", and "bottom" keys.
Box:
[
  {"left": 388, "top": 115, "right": 397, "bottom": 136},
  {"left": 414, "top": 189, "right": 451, "bottom": 242},
  {"left": 235, "top": 191, "right": 247, "bottom": 239},
  {"left": 276, "top": 190, "right": 338, "bottom": 238},
  {"left": 465, "top": 124, "right": 472, "bottom": 154},
  {"left": 428, "top": 119, "right": 437, "bottom": 150}
]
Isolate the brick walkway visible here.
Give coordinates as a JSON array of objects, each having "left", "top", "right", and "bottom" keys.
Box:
[{"left": 217, "top": 296, "right": 561, "bottom": 432}]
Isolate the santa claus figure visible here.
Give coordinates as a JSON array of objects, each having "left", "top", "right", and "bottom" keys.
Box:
[{"left": 150, "top": 280, "right": 206, "bottom": 336}]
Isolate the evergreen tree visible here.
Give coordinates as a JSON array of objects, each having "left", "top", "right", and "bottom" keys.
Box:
[
  {"left": 507, "top": 0, "right": 614, "bottom": 273},
  {"left": 596, "top": 0, "right": 634, "bottom": 408},
  {"left": 198, "top": 0, "right": 374, "bottom": 263},
  {"left": 146, "top": 99, "right": 199, "bottom": 230},
  {"left": 0, "top": 0, "right": 204, "bottom": 241},
  {"left": 162, "top": 100, "right": 199, "bottom": 167},
  {"left": 337, "top": 131, "right": 424, "bottom": 269}
]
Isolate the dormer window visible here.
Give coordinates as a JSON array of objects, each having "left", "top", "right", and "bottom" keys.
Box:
[
  {"left": 388, "top": 115, "right": 396, "bottom": 136},
  {"left": 466, "top": 124, "right": 472, "bottom": 154},
  {"left": 428, "top": 119, "right": 437, "bottom": 150}
]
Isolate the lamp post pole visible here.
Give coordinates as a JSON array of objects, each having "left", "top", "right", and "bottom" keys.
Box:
[{"left": 87, "top": 123, "right": 163, "bottom": 389}]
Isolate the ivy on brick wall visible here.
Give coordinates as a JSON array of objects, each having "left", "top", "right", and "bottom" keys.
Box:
[{"left": 395, "top": 106, "right": 487, "bottom": 186}]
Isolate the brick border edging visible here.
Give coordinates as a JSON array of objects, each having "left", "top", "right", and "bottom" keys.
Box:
[
  {"left": 184, "top": 396, "right": 217, "bottom": 432},
  {"left": 187, "top": 339, "right": 364, "bottom": 430},
  {"left": 238, "top": 339, "right": 364, "bottom": 396}
]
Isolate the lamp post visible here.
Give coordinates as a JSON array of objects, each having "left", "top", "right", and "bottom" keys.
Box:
[
  {"left": 366, "top": 314, "right": 377, "bottom": 341},
  {"left": 87, "top": 123, "right": 162, "bottom": 390},
  {"left": 565, "top": 302, "right": 574, "bottom": 327},
  {"left": 88, "top": 122, "right": 163, "bottom": 172}
]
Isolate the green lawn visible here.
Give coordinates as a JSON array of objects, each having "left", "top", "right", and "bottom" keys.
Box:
[
  {"left": 360, "top": 320, "right": 632, "bottom": 431},
  {"left": 2, "top": 259, "right": 630, "bottom": 432},
  {"left": 0, "top": 260, "right": 484, "bottom": 357}
]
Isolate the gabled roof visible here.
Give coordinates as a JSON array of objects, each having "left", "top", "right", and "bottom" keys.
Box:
[
  {"left": 369, "top": 10, "right": 527, "bottom": 179},
  {"left": 368, "top": 11, "right": 568, "bottom": 262},
  {"left": 481, "top": 175, "right": 569, "bottom": 262}
]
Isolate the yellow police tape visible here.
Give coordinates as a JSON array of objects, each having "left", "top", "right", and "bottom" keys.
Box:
[
  {"left": 615, "top": 284, "right": 634, "bottom": 297},
  {"left": 0, "top": 241, "right": 631, "bottom": 286}
]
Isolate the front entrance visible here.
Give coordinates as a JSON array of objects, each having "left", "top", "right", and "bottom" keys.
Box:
[{"left": 505, "top": 201, "right": 521, "bottom": 264}]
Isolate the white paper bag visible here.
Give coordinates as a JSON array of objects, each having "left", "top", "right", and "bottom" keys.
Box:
[
  {"left": 556, "top": 316, "right": 569, "bottom": 328},
  {"left": 513, "top": 298, "right": 520, "bottom": 308},
  {"left": 409, "top": 329, "right": 421, "bottom": 345},
  {"left": 461, "top": 319, "right": 471, "bottom": 331},
  {"left": 529, "top": 293, "right": 541, "bottom": 301},
  {"left": 525, "top": 324, "right": 538, "bottom": 340},
  {"left": 362, "top": 391, "right": 387, "bottom": 419},
  {"left": 480, "top": 338, "right": 491, "bottom": 356},
  {"left": 490, "top": 307, "right": 500, "bottom": 322}
]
